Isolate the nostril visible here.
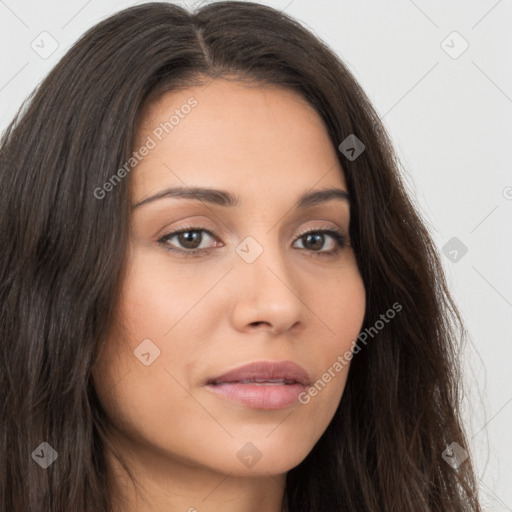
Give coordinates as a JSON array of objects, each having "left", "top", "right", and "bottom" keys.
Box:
[{"left": 251, "top": 321, "right": 271, "bottom": 327}]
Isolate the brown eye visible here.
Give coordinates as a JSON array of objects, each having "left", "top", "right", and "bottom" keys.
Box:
[
  {"left": 157, "top": 227, "right": 219, "bottom": 255},
  {"left": 302, "top": 233, "right": 326, "bottom": 251},
  {"left": 293, "top": 228, "right": 347, "bottom": 255},
  {"left": 176, "top": 230, "right": 203, "bottom": 250}
]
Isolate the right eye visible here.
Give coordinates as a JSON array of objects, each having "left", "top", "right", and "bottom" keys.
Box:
[{"left": 157, "top": 226, "right": 221, "bottom": 256}]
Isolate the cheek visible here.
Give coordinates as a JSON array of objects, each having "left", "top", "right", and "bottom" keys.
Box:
[
  {"left": 297, "top": 264, "right": 365, "bottom": 421},
  {"left": 329, "top": 271, "right": 365, "bottom": 324},
  {"left": 90, "top": 254, "right": 189, "bottom": 428},
  {"left": 90, "top": 265, "right": 205, "bottom": 460},
  {"left": 311, "top": 259, "right": 366, "bottom": 348},
  {"left": 112, "top": 249, "right": 210, "bottom": 345}
]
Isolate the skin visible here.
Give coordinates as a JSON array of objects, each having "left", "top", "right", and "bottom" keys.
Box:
[{"left": 92, "top": 77, "right": 366, "bottom": 512}]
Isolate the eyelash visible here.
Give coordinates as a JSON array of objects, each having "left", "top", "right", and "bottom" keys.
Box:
[{"left": 156, "top": 225, "right": 348, "bottom": 259}]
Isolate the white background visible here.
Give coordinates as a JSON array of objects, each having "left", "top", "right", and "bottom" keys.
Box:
[{"left": 1, "top": 0, "right": 511, "bottom": 509}]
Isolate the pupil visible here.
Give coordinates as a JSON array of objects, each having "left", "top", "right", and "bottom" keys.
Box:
[
  {"left": 180, "top": 231, "right": 201, "bottom": 249},
  {"left": 305, "top": 233, "right": 323, "bottom": 250}
]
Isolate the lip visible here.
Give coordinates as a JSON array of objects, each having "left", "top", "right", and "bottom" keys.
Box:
[{"left": 205, "top": 360, "right": 311, "bottom": 410}]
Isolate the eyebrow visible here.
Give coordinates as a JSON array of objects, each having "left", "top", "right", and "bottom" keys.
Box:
[{"left": 132, "top": 185, "right": 350, "bottom": 210}]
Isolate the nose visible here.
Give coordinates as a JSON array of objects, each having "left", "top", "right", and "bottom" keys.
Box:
[{"left": 229, "top": 239, "right": 306, "bottom": 335}]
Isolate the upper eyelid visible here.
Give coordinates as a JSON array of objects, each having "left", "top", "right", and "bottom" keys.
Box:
[{"left": 159, "top": 224, "right": 342, "bottom": 237}]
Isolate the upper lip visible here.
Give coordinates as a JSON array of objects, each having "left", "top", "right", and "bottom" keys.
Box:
[{"left": 206, "top": 360, "right": 311, "bottom": 386}]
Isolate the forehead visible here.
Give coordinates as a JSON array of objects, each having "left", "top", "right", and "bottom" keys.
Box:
[{"left": 131, "top": 79, "right": 347, "bottom": 202}]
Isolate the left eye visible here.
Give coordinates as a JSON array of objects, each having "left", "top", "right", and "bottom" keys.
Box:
[{"left": 157, "top": 226, "right": 347, "bottom": 256}]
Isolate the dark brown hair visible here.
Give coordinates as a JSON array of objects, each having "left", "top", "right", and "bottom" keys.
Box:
[{"left": 0, "top": 2, "right": 482, "bottom": 510}]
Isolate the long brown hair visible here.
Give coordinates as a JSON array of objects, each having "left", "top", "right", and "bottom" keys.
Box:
[{"left": 0, "top": 2, "right": 482, "bottom": 510}]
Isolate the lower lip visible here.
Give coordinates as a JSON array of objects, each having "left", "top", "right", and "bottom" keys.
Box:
[{"left": 205, "top": 382, "right": 307, "bottom": 409}]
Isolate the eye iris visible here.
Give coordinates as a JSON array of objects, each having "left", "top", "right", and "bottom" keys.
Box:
[
  {"left": 179, "top": 231, "right": 202, "bottom": 249},
  {"left": 304, "top": 233, "right": 324, "bottom": 251}
]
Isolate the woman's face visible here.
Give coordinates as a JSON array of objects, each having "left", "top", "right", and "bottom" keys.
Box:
[{"left": 92, "top": 78, "right": 365, "bottom": 481}]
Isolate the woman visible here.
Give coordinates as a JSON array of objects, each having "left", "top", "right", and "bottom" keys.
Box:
[{"left": 0, "top": 2, "right": 482, "bottom": 511}]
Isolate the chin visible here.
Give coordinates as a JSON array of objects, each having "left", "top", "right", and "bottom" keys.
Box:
[{"left": 208, "top": 437, "right": 313, "bottom": 476}]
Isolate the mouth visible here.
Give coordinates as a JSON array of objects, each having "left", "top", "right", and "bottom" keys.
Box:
[
  {"left": 211, "top": 378, "right": 300, "bottom": 385},
  {"left": 205, "top": 360, "right": 311, "bottom": 410}
]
